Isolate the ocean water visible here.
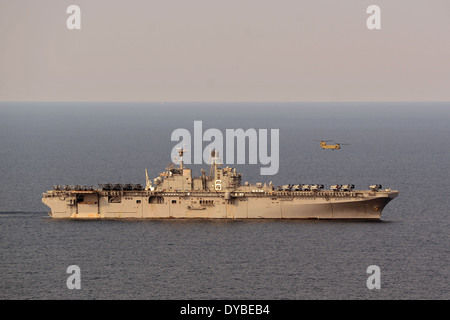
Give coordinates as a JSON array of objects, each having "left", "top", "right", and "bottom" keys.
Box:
[{"left": 0, "top": 102, "right": 449, "bottom": 299}]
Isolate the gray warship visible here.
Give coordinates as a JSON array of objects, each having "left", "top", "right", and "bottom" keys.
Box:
[{"left": 42, "top": 150, "right": 398, "bottom": 219}]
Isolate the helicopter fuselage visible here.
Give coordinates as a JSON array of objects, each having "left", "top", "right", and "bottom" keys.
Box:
[{"left": 320, "top": 141, "right": 341, "bottom": 150}]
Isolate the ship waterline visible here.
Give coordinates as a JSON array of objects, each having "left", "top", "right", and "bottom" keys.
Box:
[{"left": 42, "top": 150, "right": 398, "bottom": 220}]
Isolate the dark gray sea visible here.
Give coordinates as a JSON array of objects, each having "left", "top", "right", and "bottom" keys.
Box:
[{"left": 0, "top": 102, "right": 449, "bottom": 300}]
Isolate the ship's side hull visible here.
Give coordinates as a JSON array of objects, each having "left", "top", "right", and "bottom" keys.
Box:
[{"left": 42, "top": 190, "right": 397, "bottom": 220}]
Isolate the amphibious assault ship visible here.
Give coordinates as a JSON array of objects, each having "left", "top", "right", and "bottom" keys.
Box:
[{"left": 42, "top": 150, "right": 398, "bottom": 219}]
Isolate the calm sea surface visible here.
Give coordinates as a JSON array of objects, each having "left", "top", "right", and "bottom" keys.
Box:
[{"left": 0, "top": 102, "right": 449, "bottom": 299}]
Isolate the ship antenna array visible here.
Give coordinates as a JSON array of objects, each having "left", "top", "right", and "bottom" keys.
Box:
[
  {"left": 208, "top": 148, "right": 221, "bottom": 178},
  {"left": 175, "top": 143, "right": 189, "bottom": 169},
  {"left": 178, "top": 148, "right": 184, "bottom": 169}
]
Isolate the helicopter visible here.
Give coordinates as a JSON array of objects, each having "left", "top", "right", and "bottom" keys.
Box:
[{"left": 313, "top": 140, "right": 350, "bottom": 150}]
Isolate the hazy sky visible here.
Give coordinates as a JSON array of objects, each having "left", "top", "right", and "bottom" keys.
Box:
[{"left": 1, "top": 0, "right": 449, "bottom": 102}]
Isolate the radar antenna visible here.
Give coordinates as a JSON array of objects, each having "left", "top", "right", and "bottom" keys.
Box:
[{"left": 173, "top": 143, "right": 190, "bottom": 169}]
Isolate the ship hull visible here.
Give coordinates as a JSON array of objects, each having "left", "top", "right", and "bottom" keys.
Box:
[{"left": 42, "top": 190, "right": 397, "bottom": 220}]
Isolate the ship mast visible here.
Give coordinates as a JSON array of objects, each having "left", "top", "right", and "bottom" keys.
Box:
[
  {"left": 176, "top": 144, "right": 189, "bottom": 170},
  {"left": 209, "top": 149, "right": 220, "bottom": 178},
  {"left": 178, "top": 148, "right": 184, "bottom": 169}
]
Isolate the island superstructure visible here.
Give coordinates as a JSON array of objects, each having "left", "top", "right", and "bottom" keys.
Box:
[{"left": 42, "top": 150, "right": 398, "bottom": 219}]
